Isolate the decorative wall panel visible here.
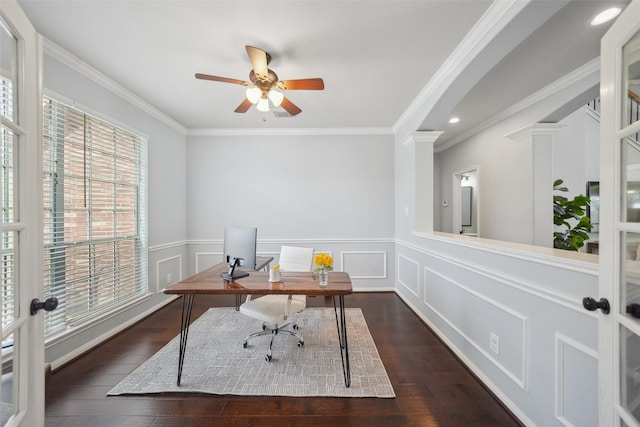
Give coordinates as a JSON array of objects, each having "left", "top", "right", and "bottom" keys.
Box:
[
  {"left": 341, "top": 251, "right": 387, "bottom": 279},
  {"left": 555, "top": 334, "right": 598, "bottom": 427},
  {"left": 398, "top": 254, "right": 419, "bottom": 297},
  {"left": 424, "top": 267, "right": 528, "bottom": 388},
  {"left": 156, "top": 255, "right": 182, "bottom": 291}
]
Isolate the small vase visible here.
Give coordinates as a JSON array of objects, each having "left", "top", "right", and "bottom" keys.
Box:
[{"left": 318, "top": 270, "right": 329, "bottom": 286}]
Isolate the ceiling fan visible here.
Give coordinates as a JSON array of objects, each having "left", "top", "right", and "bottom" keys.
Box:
[{"left": 195, "top": 45, "right": 325, "bottom": 116}]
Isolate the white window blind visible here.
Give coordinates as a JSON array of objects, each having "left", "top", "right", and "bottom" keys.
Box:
[
  {"left": 1, "top": 75, "right": 15, "bottom": 336},
  {"left": 42, "top": 96, "right": 148, "bottom": 336}
]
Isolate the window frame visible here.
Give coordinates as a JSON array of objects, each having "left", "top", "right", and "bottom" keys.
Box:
[{"left": 42, "top": 95, "right": 148, "bottom": 336}]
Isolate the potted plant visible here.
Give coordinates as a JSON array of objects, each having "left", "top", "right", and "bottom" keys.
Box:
[{"left": 553, "top": 179, "right": 593, "bottom": 251}]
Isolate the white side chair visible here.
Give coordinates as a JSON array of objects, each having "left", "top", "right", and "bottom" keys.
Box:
[{"left": 239, "top": 245, "right": 314, "bottom": 361}]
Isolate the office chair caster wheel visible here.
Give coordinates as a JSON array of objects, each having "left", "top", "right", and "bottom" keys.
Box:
[
  {"left": 262, "top": 323, "right": 268, "bottom": 331},
  {"left": 293, "top": 324, "right": 299, "bottom": 330},
  {"left": 265, "top": 354, "right": 272, "bottom": 362},
  {"left": 297, "top": 341, "right": 304, "bottom": 348},
  {"left": 243, "top": 341, "right": 248, "bottom": 348}
]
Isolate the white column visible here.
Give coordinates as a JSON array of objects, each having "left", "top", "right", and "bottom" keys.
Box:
[
  {"left": 402, "top": 131, "right": 443, "bottom": 233},
  {"left": 506, "top": 123, "right": 566, "bottom": 247}
]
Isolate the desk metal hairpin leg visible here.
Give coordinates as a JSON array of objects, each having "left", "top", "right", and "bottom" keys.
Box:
[
  {"left": 333, "top": 295, "right": 351, "bottom": 387},
  {"left": 177, "top": 294, "right": 195, "bottom": 386}
]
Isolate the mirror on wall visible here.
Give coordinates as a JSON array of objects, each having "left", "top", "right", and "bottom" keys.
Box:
[
  {"left": 462, "top": 186, "right": 472, "bottom": 226},
  {"left": 453, "top": 169, "right": 477, "bottom": 236}
]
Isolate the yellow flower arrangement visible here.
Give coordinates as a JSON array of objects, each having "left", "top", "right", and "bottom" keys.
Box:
[{"left": 314, "top": 253, "right": 333, "bottom": 273}]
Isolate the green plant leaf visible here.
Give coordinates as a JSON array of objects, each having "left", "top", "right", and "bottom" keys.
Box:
[{"left": 553, "top": 179, "right": 592, "bottom": 252}]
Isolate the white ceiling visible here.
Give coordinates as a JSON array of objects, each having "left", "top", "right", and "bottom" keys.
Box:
[{"left": 16, "top": 0, "right": 629, "bottom": 145}]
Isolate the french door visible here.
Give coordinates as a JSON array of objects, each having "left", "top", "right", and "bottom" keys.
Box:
[
  {"left": 0, "top": 1, "right": 44, "bottom": 426},
  {"left": 599, "top": 0, "right": 640, "bottom": 425}
]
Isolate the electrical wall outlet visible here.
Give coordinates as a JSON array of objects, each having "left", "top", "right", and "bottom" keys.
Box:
[
  {"left": 166, "top": 273, "right": 172, "bottom": 284},
  {"left": 490, "top": 333, "right": 500, "bottom": 355}
]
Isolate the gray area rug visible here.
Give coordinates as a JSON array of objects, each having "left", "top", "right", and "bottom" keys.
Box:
[{"left": 108, "top": 307, "right": 395, "bottom": 398}]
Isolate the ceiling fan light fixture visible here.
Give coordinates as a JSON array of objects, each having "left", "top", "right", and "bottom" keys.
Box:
[
  {"left": 268, "top": 89, "right": 284, "bottom": 107},
  {"left": 246, "top": 87, "right": 261, "bottom": 104},
  {"left": 196, "top": 45, "right": 323, "bottom": 117},
  {"left": 256, "top": 97, "right": 270, "bottom": 112}
]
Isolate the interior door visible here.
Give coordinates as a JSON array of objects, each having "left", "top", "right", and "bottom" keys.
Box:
[
  {"left": 0, "top": 1, "right": 44, "bottom": 426},
  {"left": 598, "top": 1, "right": 640, "bottom": 425}
]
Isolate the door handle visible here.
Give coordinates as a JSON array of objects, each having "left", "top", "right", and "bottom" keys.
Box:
[
  {"left": 582, "top": 297, "right": 610, "bottom": 314},
  {"left": 30, "top": 297, "right": 59, "bottom": 315}
]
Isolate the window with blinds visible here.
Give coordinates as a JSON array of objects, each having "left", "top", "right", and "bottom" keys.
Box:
[{"left": 42, "top": 96, "right": 148, "bottom": 336}]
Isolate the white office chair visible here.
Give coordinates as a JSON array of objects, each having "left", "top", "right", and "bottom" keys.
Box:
[{"left": 239, "top": 245, "right": 314, "bottom": 361}]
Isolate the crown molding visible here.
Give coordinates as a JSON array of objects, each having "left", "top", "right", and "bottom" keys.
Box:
[
  {"left": 505, "top": 123, "right": 567, "bottom": 143},
  {"left": 44, "top": 38, "right": 188, "bottom": 135},
  {"left": 186, "top": 127, "right": 394, "bottom": 137},
  {"left": 400, "top": 131, "right": 444, "bottom": 147}
]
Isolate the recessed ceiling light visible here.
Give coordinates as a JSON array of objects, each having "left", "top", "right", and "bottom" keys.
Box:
[
  {"left": 449, "top": 117, "right": 460, "bottom": 124},
  {"left": 590, "top": 7, "right": 621, "bottom": 26}
]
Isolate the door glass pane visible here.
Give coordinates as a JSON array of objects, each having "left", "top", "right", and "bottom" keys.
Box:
[
  {"left": 622, "top": 232, "right": 640, "bottom": 316},
  {"left": 623, "top": 28, "right": 640, "bottom": 136},
  {"left": 1, "top": 332, "right": 14, "bottom": 426},
  {"left": 0, "top": 127, "right": 15, "bottom": 224},
  {"left": 0, "top": 19, "right": 17, "bottom": 123},
  {"left": 1, "top": 231, "right": 17, "bottom": 425},
  {"left": 620, "top": 324, "right": 640, "bottom": 424},
  {"left": 623, "top": 139, "right": 640, "bottom": 222}
]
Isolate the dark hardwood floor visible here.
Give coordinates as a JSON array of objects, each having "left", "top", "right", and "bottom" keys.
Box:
[{"left": 45, "top": 292, "right": 523, "bottom": 427}]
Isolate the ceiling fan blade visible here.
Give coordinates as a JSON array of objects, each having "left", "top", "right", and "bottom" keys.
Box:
[
  {"left": 234, "top": 98, "right": 253, "bottom": 113},
  {"left": 278, "top": 78, "right": 325, "bottom": 90},
  {"left": 245, "top": 45, "right": 269, "bottom": 79},
  {"left": 280, "top": 97, "right": 302, "bottom": 116},
  {"left": 195, "top": 73, "right": 250, "bottom": 86}
]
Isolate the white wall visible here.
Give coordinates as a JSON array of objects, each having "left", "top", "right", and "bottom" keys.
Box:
[
  {"left": 185, "top": 133, "right": 396, "bottom": 290},
  {"left": 552, "top": 107, "right": 599, "bottom": 199},
  {"left": 436, "top": 120, "right": 535, "bottom": 243}
]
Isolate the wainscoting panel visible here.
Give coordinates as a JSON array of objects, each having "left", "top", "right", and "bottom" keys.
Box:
[
  {"left": 195, "top": 252, "right": 223, "bottom": 274},
  {"left": 555, "top": 334, "right": 598, "bottom": 427},
  {"left": 424, "top": 266, "right": 527, "bottom": 388},
  {"left": 398, "top": 254, "right": 419, "bottom": 297},
  {"left": 341, "top": 251, "right": 387, "bottom": 279},
  {"left": 156, "top": 255, "right": 182, "bottom": 292},
  {"left": 395, "top": 236, "right": 599, "bottom": 427}
]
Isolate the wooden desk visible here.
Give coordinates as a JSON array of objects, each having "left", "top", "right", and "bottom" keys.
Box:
[{"left": 164, "top": 262, "right": 353, "bottom": 387}]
